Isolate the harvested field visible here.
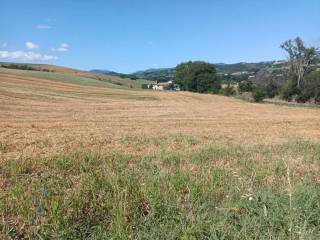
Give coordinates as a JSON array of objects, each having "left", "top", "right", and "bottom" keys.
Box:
[
  {"left": 1, "top": 72, "right": 320, "bottom": 239},
  {"left": 1, "top": 72, "right": 320, "bottom": 160}
]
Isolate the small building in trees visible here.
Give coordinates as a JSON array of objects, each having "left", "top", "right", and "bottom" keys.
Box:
[{"left": 152, "top": 81, "right": 176, "bottom": 91}]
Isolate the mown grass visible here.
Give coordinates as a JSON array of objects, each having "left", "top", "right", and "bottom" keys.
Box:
[
  {"left": 1, "top": 139, "right": 320, "bottom": 239},
  {"left": 0, "top": 80, "right": 159, "bottom": 102}
]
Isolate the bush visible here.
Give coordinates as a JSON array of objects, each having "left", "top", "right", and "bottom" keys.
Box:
[
  {"left": 238, "top": 80, "right": 253, "bottom": 93},
  {"left": 264, "top": 80, "right": 280, "bottom": 98},
  {"left": 303, "top": 71, "right": 320, "bottom": 103},
  {"left": 281, "top": 78, "right": 299, "bottom": 101},
  {"left": 219, "top": 85, "right": 235, "bottom": 96},
  {"left": 281, "top": 72, "right": 320, "bottom": 103},
  {"left": 252, "top": 85, "right": 267, "bottom": 102},
  {"left": 141, "top": 84, "right": 149, "bottom": 89}
]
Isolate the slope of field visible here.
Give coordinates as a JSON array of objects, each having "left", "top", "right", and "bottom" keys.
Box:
[
  {"left": 1, "top": 72, "right": 320, "bottom": 239},
  {"left": 0, "top": 63, "right": 153, "bottom": 89},
  {"left": 0, "top": 67, "right": 123, "bottom": 89}
]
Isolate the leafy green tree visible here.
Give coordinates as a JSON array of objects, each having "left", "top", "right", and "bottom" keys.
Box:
[
  {"left": 281, "top": 37, "right": 318, "bottom": 89},
  {"left": 175, "top": 61, "right": 220, "bottom": 93}
]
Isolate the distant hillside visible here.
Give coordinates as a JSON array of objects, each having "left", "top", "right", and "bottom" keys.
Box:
[
  {"left": 124, "top": 61, "right": 287, "bottom": 84},
  {"left": 91, "top": 69, "right": 122, "bottom": 76},
  {"left": 216, "top": 61, "right": 289, "bottom": 85},
  {"left": 126, "top": 62, "right": 277, "bottom": 82},
  {"left": 215, "top": 62, "right": 275, "bottom": 74},
  {"left": 132, "top": 68, "right": 176, "bottom": 82},
  {"left": 90, "top": 69, "right": 141, "bottom": 81},
  {"left": 0, "top": 62, "right": 83, "bottom": 75},
  {"left": 91, "top": 68, "right": 176, "bottom": 83},
  {"left": 0, "top": 62, "right": 153, "bottom": 89}
]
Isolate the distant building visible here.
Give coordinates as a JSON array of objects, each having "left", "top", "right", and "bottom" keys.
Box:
[
  {"left": 231, "top": 71, "right": 249, "bottom": 76},
  {"left": 151, "top": 81, "right": 180, "bottom": 91},
  {"left": 272, "top": 60, "right": 286, "bottom": 66}
]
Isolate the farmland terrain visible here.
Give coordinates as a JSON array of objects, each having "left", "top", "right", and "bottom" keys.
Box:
[
  {"left": 1, "top": 70, "right": 320, "bottom": 239},
  {"left": 0, "top": 62, "right": 153, "bottom": 89}
]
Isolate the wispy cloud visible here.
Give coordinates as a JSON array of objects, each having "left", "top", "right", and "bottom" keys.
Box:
[
  {"left": 1, "top": 42, "right": 7, "bottom": 48},
  {"left": 52, "top": 43, "right": 69, "bottom": 52},
  {"left": 46, "top": 18, "right": 56, "bottom": 22},
  {"left": 0, "top": 51, "right": 58, "bottom": 61},
  {"left": 36, "top": 24, "right": 52, "bottom": 29},
  {"left": 25, "top": 41, "right": 39, "bottom": 49}
]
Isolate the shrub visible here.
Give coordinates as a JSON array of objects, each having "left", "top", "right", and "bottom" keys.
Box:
[
  {"left": 141, "top": 84, "right": 149, "bottom": 89},
  {"left": 281, "top": 72, "right": 320, "bottom": 103},
  {"left": 219, "top": 85, "right": 235, "bottom": 96},
  {"left": 238, "top": 80, "right": 253, "bottom": 93},
  {"left": 252, "top": 85, "right": 267, "bottom": 102},
  {"left": 264, "top": 80, "right": 280, "bottom": 98},
  {"left": 281, "top": 78, "right": 299, "bottom": 101},
  {"left": 304, "top": 71, "right": 320, "bottom": 103}
]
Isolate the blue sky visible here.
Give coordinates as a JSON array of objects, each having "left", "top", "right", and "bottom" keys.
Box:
[{"left": 1, "top": 0, "right": 319, "bottom": 73}]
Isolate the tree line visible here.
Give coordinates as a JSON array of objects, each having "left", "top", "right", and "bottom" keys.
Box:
[{"left": 173, "top": 37, "right": 320, "bottom": 104}]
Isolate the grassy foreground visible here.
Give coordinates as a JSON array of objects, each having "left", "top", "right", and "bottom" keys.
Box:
[{"left": 1, "top": 136, "right": 320, "bottom": 239}]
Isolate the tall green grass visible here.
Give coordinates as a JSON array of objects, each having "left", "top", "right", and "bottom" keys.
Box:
[{"left": 1, "top": 140, "right": 320, "bottom": 239}]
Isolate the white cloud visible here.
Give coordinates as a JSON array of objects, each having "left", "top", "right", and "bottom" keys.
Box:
[
  {"left": 0, "top": 51, "right": 58, "bottom": 61},
  {"left": 36, "top": 24, "right": 52, "bottom": 29},
  {"left": 52, "top": 43, "right": 69, "bottom": 52},
  {"left": 1, "top": 42, "right": 7, "bottom": 48},
  {"left": 26, "top": 41, "right": 39, "bottom": 49},
  {"left": 61, "top": 43, "right": 69, "bottom": 48}
]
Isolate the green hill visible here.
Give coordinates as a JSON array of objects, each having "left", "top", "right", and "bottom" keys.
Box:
[{"left": 0, "top": 62, "right": 153, "bottom": 89}]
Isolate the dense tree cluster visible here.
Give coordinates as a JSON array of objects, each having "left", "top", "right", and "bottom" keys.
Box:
[
  {"left": 1, "top": 63, "right": 37, "bottom": 71},
  {"left": 238, "top": 80, "right": 254, "bottom": 93},
  {"left": 281, "top": 71, "right": 320, "bottom": 103},
  {"left": 172, "top": 39, "right": 319, "bottom": 105},
  {"left": 241, "top": 37, "right": 319, "bottom": 103},
  {"left": 175, "top": 61, "right": 220, "bottom": 93}
]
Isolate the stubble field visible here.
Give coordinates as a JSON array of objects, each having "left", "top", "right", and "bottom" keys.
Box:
[{"left": 1, "top": 71, "right": 320, "bottom": 239}]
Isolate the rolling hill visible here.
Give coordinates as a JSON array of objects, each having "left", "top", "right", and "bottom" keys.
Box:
[
  {"left": 0, "top": 62, "right": 153, "bottom": 89},
  {"left": 132, "top": 68, "right": 176, "bottom": 82},
  {"left": 91, "top": 61, "right": 288, "bottom": 84}
]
